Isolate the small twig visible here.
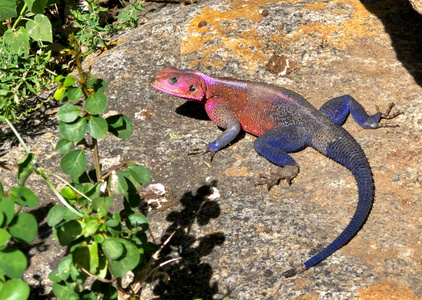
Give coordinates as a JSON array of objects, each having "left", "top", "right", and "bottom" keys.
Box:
[
  {"left": 152, "top": 231, "right": 176, "bottom": 260},
  {"left": 101, "top": 161, "right": 133, "bottom": 180},
  {"left": 46, "top": 170, "right": 92, "bottom": 202},
  {"left": 79, "top": 266, "right": 114, "bottom": 283},
  {"left": 129, "top": 231, "right": 178, "bottom": 295}
]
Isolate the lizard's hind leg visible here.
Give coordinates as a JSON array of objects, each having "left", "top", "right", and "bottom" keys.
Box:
[
  {"left": 254, "top": 126, "right": 307, "bottom": 190},
  {"left": 319, "top": 95, "right": 402, "bottom": 128}
]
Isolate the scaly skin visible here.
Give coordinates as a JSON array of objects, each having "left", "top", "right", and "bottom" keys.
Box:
[{"left": 151, "top": 66, "right": 402, "bottom": 277}]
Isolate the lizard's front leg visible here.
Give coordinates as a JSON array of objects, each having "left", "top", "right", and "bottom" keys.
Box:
[
  {"left": 254, "top": 125, "right": 307, "bottom": 190},
  {"left": 319, "top": 95, "right": 402, "bottom": 128},
  {"left": 191, "top": 100, "right": 241, "bottom": 156}
]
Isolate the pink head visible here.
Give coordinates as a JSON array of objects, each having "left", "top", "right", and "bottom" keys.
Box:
[{"left": 151, "top": 67, "right": 207, "bottom": 101}]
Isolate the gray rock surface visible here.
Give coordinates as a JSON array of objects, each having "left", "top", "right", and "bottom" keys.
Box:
[{"left": 1, "top": 0, "right": 421, "bottom": 299}]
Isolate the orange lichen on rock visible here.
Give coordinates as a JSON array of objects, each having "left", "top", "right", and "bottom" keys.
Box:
[
  {"left": 182, "top": 0, "right": 391, "bottom": 71},
  {"left": 358, "top": 281, "right": 421, "bottom": 300},
  {"left": 341, "top": 235, "right": 398, "bottom": 263},
  {"left": 182, "top": 0, "right": 276, "bottom": 72},
  {"left": 224, "top": 166, "right": 250, "bottom": 177},
  {"left": 276, "top": 0, "right": 387, "bottom": 47}
]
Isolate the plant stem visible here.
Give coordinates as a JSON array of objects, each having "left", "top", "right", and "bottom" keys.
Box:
[
  {"left": 92, "top": 138, "right": 102, "bottom": 181},
  {"left": 12, "top": 3, "right": 28, "bottom": 30},
  {"left": 4, "top": 118, "right": 83, "bottom": 217}
]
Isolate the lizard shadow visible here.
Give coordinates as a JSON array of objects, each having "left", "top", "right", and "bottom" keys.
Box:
[
  {"left": 175, "top": 101, "right": 210, "bottom": 121},
  {"left": 151, "top": 183, "right": 229, "bottom": 300},
  {"left": 360, "top": 0, "right": 422, "bottom": 86},
  {"left": 175, "top": 101, "right": 246, "bottom": 145}
]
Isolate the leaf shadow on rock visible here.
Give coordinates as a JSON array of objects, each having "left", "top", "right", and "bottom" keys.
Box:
[
  {"left": 18, "top": 203, "right": 58, "bottom": 300},
  {"left": 361, "top": 0, "right": 422, "bottom": 86},
  {"left": 0, "top": 91, "right": 61, "bottom": 147},
  {"left": 151, "top": 183, "right": 230, "bottom": 300}
]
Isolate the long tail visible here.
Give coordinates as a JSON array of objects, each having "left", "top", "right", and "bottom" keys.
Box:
[{"left": 282, "top": 130, "right": 374, "bottom": 277}]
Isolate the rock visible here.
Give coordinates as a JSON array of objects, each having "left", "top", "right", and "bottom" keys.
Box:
[{"left": 1, "top": 0, "right": 421, "bottom": 298}]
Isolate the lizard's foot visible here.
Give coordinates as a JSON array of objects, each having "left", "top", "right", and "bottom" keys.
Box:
[
  {"left": 255, "top": 165, "right": 299, "bottom": 191},
  {"left": 373, "top": 103, "right": 403, "bottom": 128},
  {"left": 188, "top": 147, "right": 216, "bottom": 161}
]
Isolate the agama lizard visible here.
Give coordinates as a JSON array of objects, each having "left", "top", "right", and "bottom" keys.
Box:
[{"left": 151, "top": 67, "right": 401, "bottom": 277}]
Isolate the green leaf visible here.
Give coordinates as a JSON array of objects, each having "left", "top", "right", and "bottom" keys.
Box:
[
  {"left": 72, "top": 246, "right": 90, "bottom": 272},
  {"left": 54, "top": 75, "right": 65, "bottom": 85},
  {"left": 94, "top": 234, "right": 104, "bottom": 244},
  {"left": 26, "top": 14, "right": 52, "bottom": 42},
  {"left": 0, "top": 198, "right": 14, "bottom": 226},
  {"left": 108, "top": 239, "right": 141, "bottom": 277},
  {"left": 0, "top": 181, "right": 3, "bottom": 199},
  {"left": 65, "top": 87, "right": 83, "bottom": 102},
  {"left": 110, "top": 171, "right": 128, "bottom": 195},
  {"left": 61, "top": 186, "right": 77, "bottom": 200},
  {"left": 92, "top": 196, "right": 113, "bottom": 212},
  {"left": 123, "top": 193, "right": 140, "bottom": 209},
  {"left": 60, "top": 149, "right": 87, "bottom": 177},
  {"left": 85, "top": 92, "right": 107, "bottom": 115},
  {"left": 3, "top": 27, "right": 30, "bottom": 54},
  {"left": 0, "top": 0, "right": 17, "bottom": 21},
  {"left": 82, "top": 217, "right": 99, "bottom": 237},
  {"left": 56, "top": 220, "right": 82, "bottom": 246},
  {"left": 88, "top": 242, "right": 99, "bottom": 274},
  {"left": 106, "top": 114, "right": 133, "bottom": 139},
  {"left": 25, "top": 0, "right": 48, "bottom": 14},
  {"left": 88, "top": 116, "right": 108, "bottom": 139},
  {"left": 87, "top": 79, "right": 108, "bottom": 92},
  {"left": 17, "top": 153, "right": 34, "bottom": 186},
  {"left": 57, "top": 104, "right": 82, "bottom": 123},
  {"left": 48, "top": 269, "right": 61, "bottom": 283},
  {"left": 47, "top": 205, "right": 80, "bottom": 227},
  {"left": 0, "top": 246, "right": 27, "bottom": 278},
  {"left": 9, "top": 213, "right": 38, "bottom": 244},
  {"left": 127, "top": 213, "right": 149, "bottom": 232},
  {"left": 54, "top": 86, "right": 66, "bottom": 101},
  {"left": 0, "top": 229, "right": 11, "bottom": 247},
  {"left": 104, "top": 212, "right": 121, "bottom": 228},
  {"left": 9, "top": 186, "right": 39, "bottom": 208},
  {"left": 57, "top": 255, "right": 72, "bottom": 280},
  {"left": 128, "top": 165, "right": 150, "bottom": 185},
  {"left": 52, "top": 282, "right": 78, "bottom": 300},
  {"left": 55, "top": 139, "right": 73, "bottom": 154},
  {"left": 63, "top": 76, "right": 77, "bottom": 87},
  {"left": 0, "top": 278, "right": 30, "bottom": 300},
  {"left": 102, "top": 238, "right": 124, "bottom": 260},
  {"left": 59, "top": 117, "right": 87, "bottom": 142}
]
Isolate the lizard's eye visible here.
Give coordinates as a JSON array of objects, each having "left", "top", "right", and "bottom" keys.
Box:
[
  {"left": 189, "top": 85, "right": 196, "bottom": 92},
  {"left": 168, "top": 76, "right": 178, "bottom": 84}
]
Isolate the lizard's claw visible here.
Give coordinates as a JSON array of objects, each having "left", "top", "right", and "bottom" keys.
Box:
[
  {"left": 188, "top": 147, "right": 216, "bottom": 162},
  {"left": 255, "top": 165, "right": 299, "bottom": 191},
  {"left": 188, "top": 147, "right": 208, "bottom": 155},
  {"left": 373, "top": 103, "right": 404, "bottom": 128}
]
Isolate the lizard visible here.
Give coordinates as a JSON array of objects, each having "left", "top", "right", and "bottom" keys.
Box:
[{"left": 151, "top": 66, "right": 401, "bottom": 277}]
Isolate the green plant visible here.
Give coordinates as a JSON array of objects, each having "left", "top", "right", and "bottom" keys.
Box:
[
  {"left": 69, "top": 0, "right": 144, "bottom": 54},
  {"left": 114, "top": 1, "right": 145, "bottom": 30},
  {"left": 0, "top": 0, "right": 55, "bottom": 120},
  {"left": 46, "top": 37, "right": 166, "bottom": 298},
  {"left": 0, "top": 180, "right": 39, "bottom": 299},
  {"left": 1, "top": 35, "right": 170, "bottom": 298},
  {"left": 0, "top": 0, "right": 144, "bottom": 121}
]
